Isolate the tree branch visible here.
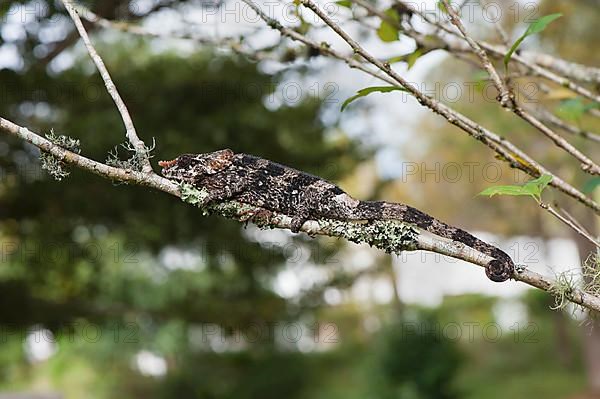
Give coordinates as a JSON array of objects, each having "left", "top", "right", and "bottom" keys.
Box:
[
  {"left": 440, "top": 0, "right": 513, "bottom": 108},
  {"left": 61, "top": 0, "right": 153, "bottom": 174}
]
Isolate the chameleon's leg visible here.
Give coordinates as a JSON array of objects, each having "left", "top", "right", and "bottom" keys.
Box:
[
  {"left": 239, "top": 208, "right": 273, "bottom": 225},
  {"left": 198, "top": 178, "right": 249, "bottom": 206},
  {"left": 290, "top": 187, "right": 323, "bottom": 233},
  {"left": 290, "top": 211, "right": 309, "bottom": 233}
]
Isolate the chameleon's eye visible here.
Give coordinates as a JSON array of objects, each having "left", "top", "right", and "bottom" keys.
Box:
[
  {"left": 175, "top": 155, "right": 194, "bottom": 169},
  {"left": 205, "top": 152, "right": 233, "bottom": 174},
  {"left": 208, "top": 159, "right": 225, "bottom": 172}
]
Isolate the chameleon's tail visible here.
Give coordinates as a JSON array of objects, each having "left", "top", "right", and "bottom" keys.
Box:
[{"left": 354, "top": 201, "right": 515, "bottom": 282}]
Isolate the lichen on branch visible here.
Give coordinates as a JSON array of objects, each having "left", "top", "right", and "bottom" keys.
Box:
[
  {"left": 40, "top": 131, "right": 81, "bottom": 181},
  {"left": 177, "top": 182, "right": 419, "bottom": 254}
]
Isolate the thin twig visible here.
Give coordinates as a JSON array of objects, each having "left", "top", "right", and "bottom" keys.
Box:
[
  {"left": 61, "top": 0, "right": 153, "bottom": 174},
  {"left": 519, "top": 51, "right": 600, "bottom": 84},
  {"left": 554, "top": 203, "right": 595, "bottom": 236},
  {"left": 74, "top": 3, "right": 273, "bottom": 61},
  {"left": 540, "top": 202, "right": 600, "bottom": 248},
  {"left": 539, "top": 110, "right": 600, "bottom": 144},
  {"left": 440, "top": 0, "right": 513, "bottom": 108},
  {"left": 515, "top": 83, "right": 600, "bottom": 144},
  {"left": 240, "top": 0, "right": 397, "bottom": 85}
]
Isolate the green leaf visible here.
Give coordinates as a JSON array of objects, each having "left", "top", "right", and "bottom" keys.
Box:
[
  {"left": 504, "top": 13, "right": 562, "bottom": 69},
  {"left": 384, "top": 8, "right": 400, "bottom": 23},
  {"left": 583, "top": 177, "right": 600, "bottom": 194},
  {"left": 503, "top": 36, "right": 526, "bottom": 70},
  {"left": 437, "top": 0, "right": 452, "bottom": 13},
  {"left": 522, "top": 174, "right": 553, "bottom": 199},
  {"left": 385, "top": 55, "right": 407, "bottom": 64},
  {"left": 376, "top": 8, "right": 400, "bottom": 42},
  {"left": 587, "top": 102, "right": 600, "bottom": 111},
  {"left": 479, "top": 185, "right": 534, "bottom": 198},
  {"left": 526, "top": 13, "right": 563, "bottom": 35},
  {"left": 384, "top": 49, "right": 422, "bottom": 69},
  {"left": 335, "top": 0, "right": 352, "bottom": 8},
  {"left": 555, "top": 98, "right": 599, "bottom": 122},
  {"left": 556, "top": 98, "right": 587, "bottom": 122},
  {"left": 377, "top": 21, "right": 398, "bottom": 42},
  {"left": 479, "top": 174, "right": 553, "bottom": 201},
  {"left": 341, "top": 86, "right": 407, "bottom": 111},
  {"left": 406, "top": 49, "right": 422, "bottom": 69}
]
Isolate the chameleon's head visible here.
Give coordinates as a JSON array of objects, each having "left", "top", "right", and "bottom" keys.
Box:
[{"left": 159, "top": 149, "right": 234, "bottom": 184}]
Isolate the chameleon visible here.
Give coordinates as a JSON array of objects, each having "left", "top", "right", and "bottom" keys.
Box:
[{"left": 159, "top": 149, "right": 515, "bottom": 282}]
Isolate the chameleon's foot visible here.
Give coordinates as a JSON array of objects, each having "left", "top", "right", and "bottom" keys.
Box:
[
  {"left": 238, "top": 209, "right": 256, "bottom": 222},
  {"left": 239, "top": 208, "right": 273, "bottom": 225},
  {"left": 290, "top": 216, "right": 307, "bottom": 233},
  {"left": 515, "top": 264, "right": 527, "bottom": 273}
]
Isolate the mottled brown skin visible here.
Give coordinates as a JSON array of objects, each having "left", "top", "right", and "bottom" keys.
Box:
[{"left": 159, "top": 149, "right": 514, "bottom": 282}]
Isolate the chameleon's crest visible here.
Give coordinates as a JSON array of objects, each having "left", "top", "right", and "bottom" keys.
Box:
[{"left": 159, "top": 149, "right": 234, "bottom": 183}]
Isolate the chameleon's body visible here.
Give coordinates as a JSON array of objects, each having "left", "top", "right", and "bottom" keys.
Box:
[{"left": 159, "top": 149, "right": 514, "bottom": 282}]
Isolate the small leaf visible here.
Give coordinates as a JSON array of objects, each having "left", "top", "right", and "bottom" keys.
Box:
[
  {"left": 556, "top": 98, "right": 587, "bottom": 122},
  {"left": 384, "top": 8, "right": 400, "bottom": 23},
  {"left": 335, "top": 0, "right": 352, "bottom": 8},
  {"left": 376, "top": 8, "right": 400, "bottom": 42},
  {"left": 522, "top": 174, "right": 553, "bottom": 199},
  {"left": 406, "top": 49, "right": 422, "bottom": 69},
  {"left": 503, "top": 36, "right": 526, "bottom": 69},
  {"left": 472, "top": 70, "right": 489, "bottom": 92},
  {"left": 526, "top": 13, "right": 563, "bottom": 35},
  {"left": 385, "top": 49, "right": 422, "bottom": 69},
  {"left": 385, "top": 55, "right": 407, "bottom": 64},
  {"left": 437, "top": 0, "right": 452, "bottom": 13},
  {"left": 583, "top": 177, "right": 600, "bottom": 194},
  {"left": 585, "top": 102, "right": 600, "bottom": 111},
  {"left": 479, "top": 174, "right": 553, "bottom": 201},
  {"left": 472, "top": 71, "right": 489, "bottom": 81},
  {"left": 377, "top": 21, "right": 398, "bottom": 42},
  {"left": 478, "top": 185, "right": 533, "bottom": 198},
  {"left": 341, "top": 86, "right": 407, "bottom": 111},
  {"left": 556, "top": 98, "right": 584, "bottom": 122},
  {"left": 504, "top": 13, "right": 562, "bottom": 69}
]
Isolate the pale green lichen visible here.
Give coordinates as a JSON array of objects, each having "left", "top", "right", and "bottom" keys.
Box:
[
  {"left": 179, "top": 183, "right": 211, "bottom": 215},
  {"left": 582, "top": 252, "right": 600, "bottom": 296},
  {"left": 549, "top": 270, "right": 577, "bottom": 310},
  {"left": 40, "top": 130, "right": 81, "bottom": 181},
  {"left": 318, "top": 219, "right": 418, "bottom": 253},
  {"left": 177, "top": 182, "right": 418, "bottom": 253},
  {"left": 178, "top": 182, "right": 257, "bottom": 218},
  {"left": 106, "top": 140, "right": 155, "bottom": 172},
  {"left": 547, "top": 252, "right": 600, "bottom": 312}
]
